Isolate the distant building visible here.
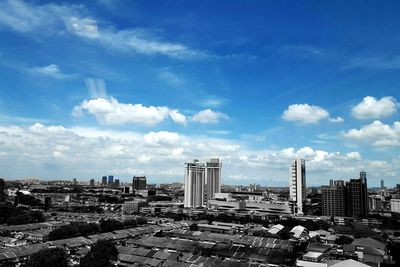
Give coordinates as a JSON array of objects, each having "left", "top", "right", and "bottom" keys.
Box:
[
  {"left": 132, "top": 176, "right": 146, "bottom": 190},
  {"left": 184, "top": 159, "right": 205, "bottom": 208},
  {"left": 380, "top": 179, "right": 384, "bottom": 189},
  {"left": 123, "top": 201, "right": 139, "bottom": 214},
  {"left": 322, "top": 180, "right": 346, "bottom": 216},
  {"left": 0, "top": 178, "right": 5, "bottom": 202},
  {"left": 206, "top": 158, "right": 222, "bottom": 201},
  {"left": 289, "top": 158, "right": 306, "bottom": 214},
  {"left": 124, "top": 186, "right": 130, "bottom": 194},
  {"left": 101, "top": 176, "right": 107, "bottom": 186},
  {"left": 391, "top": 199, "right": 400, "bottom": 213},
  {"left": 108, "top": 175, "right": 114, "bottom": 185},
  {"left": 114, "top": 179, "right": 120, "bottom": 187},
  {"left": 73, "top": 178, "right": 77, "bottom": 186},
  {"left": 346, "top": 172, "right": 368, "bottom": 217},
  {"left": 89, "top": 179, "right": 95, "bottom": 187}
]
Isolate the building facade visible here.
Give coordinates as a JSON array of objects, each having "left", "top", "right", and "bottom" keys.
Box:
[
  {"left": 346, "top": 172, "right": 368, "bottom": 217},
  {"left": 108, "top": 175, "right": 114, "bottom": 185},
  {"left": 206, "top": 158, "right": 222, "bottom": 201},
  {"left": 322, "top": 180, "right": 346, "bottom": 216},
  {"left": 289, "top": 158, "right": 306, "bottom": 214},
  {"left": 184, "top": 159, "right": 205, "bottom": 208},
  {"left": 0, "top": 178, "right": 5, "bottom": 202},
  {"left": 101, "top": 176, "right": 107, "bottom": 186},
  {"left": 132, "top": 176, "right": 147, "bottom": 190}
]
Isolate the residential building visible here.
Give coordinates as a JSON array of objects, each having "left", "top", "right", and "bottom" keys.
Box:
[
  {"left": 391, "top": 199, "right": 400, "bottom": 213},
  {"left": 289, "top": 158, "right": 306, "bottom": 214},
  {"left": 132, "top": 176, "right": 147, "bottom": 190},
  {"left": 321, "top": 180, "right": 346, "bottom": 216},
  {"left": 123, "top": 201, "right": 139, "bottom": 214},
  {"left": 184, "top": 159, "right": 205, "bottom": 208},
  {"left": 206, "top": 158, "right": 222, "bottom": 201},
  {"left": 369, "top": 195, "right": 383, "bottom": 211}
]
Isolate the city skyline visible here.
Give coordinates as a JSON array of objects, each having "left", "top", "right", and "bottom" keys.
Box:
[{"left": 0, "top": 1, "right": 400, "bottom": 186}]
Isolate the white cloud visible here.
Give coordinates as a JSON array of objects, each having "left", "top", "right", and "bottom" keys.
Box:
[
  {"left": 351, "top": 96, "right": 398, "bottom": 119},
  {"left": 144, "top": 131, "right": 180, "bottom": 146},
  {"left": 191, "top": 109, "right": 228, "bottom": 124},
  {"left": 65, "top": 17, "right": 99, "bottom": 39},
  {"left": 343, "top": 120, "right": 400, "bottom": 147},
  {"left": 282, "top": 104, "right": 332, "bottom": 124},
  {"left": 329, "top": 116, "right": 344, "bottom": 123},
  {"left": 0, "top": 122, "right": 397, "bottom": 186},
  {"left": 29, "top": 64, "right": 73, "bottom": 79},
  {"left": 72, "top": 97, "right": 187, "bottom": 126},
  {"left": 158, "top": 69, "right": 185, "bottom": 86},
  {"left": 0, "top": 0, "right": 207, "bottom": 60}
]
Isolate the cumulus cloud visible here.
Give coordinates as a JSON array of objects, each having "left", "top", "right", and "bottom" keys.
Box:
[
  {"left": 343, "top": 120, "right": 400, "bottom": 147},
  {"left": 282, "top": 104, "right": 341, "bottom": 124},
  {"left": 0, "top": 122, "right": 397, "bottom": 186},
  {"left": 144, "top": 131, "right": 180, "bottom": 146},
  {"left": 72, "top": 97, "right": 187, "bottom": 126},
  {"left": 351, "top": 96, "right": 398, "bottom": 119},
  {"left": 191, "top": 109, "right": 228, "bottom": 124}
]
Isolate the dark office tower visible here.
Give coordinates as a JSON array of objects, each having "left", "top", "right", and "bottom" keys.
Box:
[
  {"left": 0, "top": 178, "right": 5, "bottom": 202},
  {"left": 380, "top": 179, "right": 384, "bottom": 189},
  {"left": 114, "top": 179, "right": 120, "bottom": 187},
  {"left": 44, "top": 197, "right": 52, "bottom": 211},
  {"left": 124, "top": 186, "right": 130, "bottom": 194},
  {"left": 73, "top": 178, "right": 77, "bottom": 185},
  {"left": 322, "top": 180, "right": 346, "bottom": 216},
  {"left": 132, "top": 176, "right": 147, "bottom": 190},
  {"left": 108, "top": 175, "right": 114, "bottom": 185},
  {"left": 346, "top": 172, "right": 368, "bottom": 217},
  {"left": 89, "top": 179, "right": 95, "bottom": 187}
]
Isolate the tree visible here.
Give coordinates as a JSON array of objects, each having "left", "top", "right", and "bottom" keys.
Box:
[
  {"left": 189, "top": 223, "right": 199, "bottom": 231},
  {"left": 136, "top": 216, "right": 147, "bottom": 225},
  {"left": 80, "top": 240, "right": 118, "bottom": 267},
  {"left": 99, "top": 219, "right": 123, "bottom": 232},
  {"left": 335, "top": 235, "right": 353, "bottom": 245},
  {"left": 48, "top": 224, "right": 78, "bottom": 240},
  {"left": 27, "top": 247, "right": 68, "bottom": 267}
]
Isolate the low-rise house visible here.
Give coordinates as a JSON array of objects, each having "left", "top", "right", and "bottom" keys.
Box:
[
  {"left": 25, "top": 229, "right": 51, "bottom": 242},
  {"left": 0, "top": 237, "right": 27, "bottom": 247},
  {"left": 290, "top": 225, "right": 308, "bottom": 240}
]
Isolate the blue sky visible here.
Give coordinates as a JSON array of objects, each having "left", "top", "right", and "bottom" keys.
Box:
[{"left": 0, "top": 0, "right": 399, "bottom": 186}]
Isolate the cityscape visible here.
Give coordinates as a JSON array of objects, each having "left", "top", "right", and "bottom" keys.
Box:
[{"left": 1, "top": 1, "right": 400, "bottom": 267}]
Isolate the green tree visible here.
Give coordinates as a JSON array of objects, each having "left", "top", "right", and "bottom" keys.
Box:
[
  {"left": 27, "top": 247, "right": 68, "bottom": 267},
  {"left": 136, "top": 216, "right": 147, "bottom": 225},
  {"left": 80, "top": 240, "right": 118, "bottom": 267},
  {"left": 99, "top": 219, "right": 123, "bottom": 232}
]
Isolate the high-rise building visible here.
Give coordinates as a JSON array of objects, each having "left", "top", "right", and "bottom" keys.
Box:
[
  {"left": 346, "top": 172, "right": 368, "bottom": 217},
  {"left": 184, "top": 159, "right": 205, "bottom": 208},
  {"left": 132, "top": 176, "right": 147, "bottom": 190},
  {"left": 73, "top": 178, "right": 77, "bottom": 185},
  {"left": 124, "top": 186, "right": 130, "bottom": 194},
  {"left": 0, "top": 178, "right": 5, "bottom": 202},
  {"left": 102, "top": 176, "right": 107, "bottom": 186},
  {"left": 289, "top": 158, "right": 306, "bottom": 214},
  {"left": 114, "top": 179, "right": 120, "bottom": 187},
  {"left": 206, "top": 158, "right": 222, "bottom": 201},
  {"left": 322, "top": 180, "right": 346, "bottom": 216},
  {"left": 380, "top": 179, "right": 384, "bottom": 189},
  {"left": 108, "top": 175, "right": 114, "bottom": 185},
  {"left": 89, "top": 179, "right": 95, "bottom": 187}
]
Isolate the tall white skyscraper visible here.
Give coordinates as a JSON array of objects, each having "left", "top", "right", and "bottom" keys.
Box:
[
  {"left": 184, "top": 159, "right": 205, "bottom": 208},
  {"left": 289, "top": 158, "right": 306, "bottom": 214},
  {"left": 206, "top": 158, "right": 222, "bottom": 201}
]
